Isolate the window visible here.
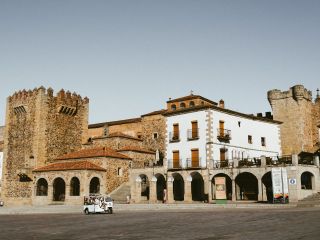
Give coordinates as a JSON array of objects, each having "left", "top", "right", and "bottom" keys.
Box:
[
  {"left": 180, "top": 102, "right": 186, "bottom": 108},
  {"left": 261, "top": 137, "right": 266, "bottom": 146},
  {"left": 189, "top": 101, "right": 195, "bottom": 107},
  {"left": 191, "top": 149, "right": 199, "bottom": 167},
  {"left": 118, "top": 167, "right": 123, "bottom": 177},
  {"left": 171, "top": 104, "right": 176, "bottom": 110},
  {"left": 188, "top": 121, "right": 198, "bottom": 139},
  {"left": 219, "top": 121, "right": 225, "bottom": 137},
  {"left": 248, "top": 135, "right": 252, "bottom": 144},
  {"left": 172, "top": 150, "right": 180, "bottom": 168},
  {"left": 153, "top": 132, "right": 158, "bottom": 139},
  {"left": 238, "top": 121, "right": 241, "bottom": 127},
  {"left": 173, "top": 123, "right": 179, "bottom": 140}
]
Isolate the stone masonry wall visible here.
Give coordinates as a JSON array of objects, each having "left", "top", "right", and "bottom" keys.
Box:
[
  {"left": 2, "top": 87, "right": 88, "bottom": 203},
  {"left": 117, "top": 150, "right": 155, "bottom": 168},
  {"left": 141, "top": 114, "right": 166, "bottom": 158},
  {"left": 84, "top": 136, "right": 143, "bottom": 150},
  {"left": 268, "top": 85, "right": 317, "bottom": 155}
]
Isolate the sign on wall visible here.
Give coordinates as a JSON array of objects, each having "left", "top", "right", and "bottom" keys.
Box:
[
  {"left": 271, "top": 167, "right": 289, "bottom": 203},
  {"left": 215, "top": 177, "right": 226, "bottom": 200}
]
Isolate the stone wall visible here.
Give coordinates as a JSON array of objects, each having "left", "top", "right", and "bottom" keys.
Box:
[
  {"left": 84, "top": 136, "right": 143, "bottom": 150},
  {"left": 1, "top": 87, "right": 88, "bottom": 203},
  {"left": 117, "top": 150, "right": 155, "bottom": 168},
  {"left": 268, "top": 85, "right": 318, "bottom": 155},
  {"left": 141, "top": 114, "right": 166, "bottom": 158}
]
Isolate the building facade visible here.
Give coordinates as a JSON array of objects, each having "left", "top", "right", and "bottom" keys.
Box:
[{"left": 131, "top": 92, "right": 320, "bottom": 204}]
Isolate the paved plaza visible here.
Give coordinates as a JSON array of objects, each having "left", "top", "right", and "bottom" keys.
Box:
[{"left": 0, "top": 205, "right": 319, "bottom": 240}]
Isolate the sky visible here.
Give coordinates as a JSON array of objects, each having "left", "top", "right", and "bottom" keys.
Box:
[{"left": 0, "top": 0, "right": 319, "bottom": 125}]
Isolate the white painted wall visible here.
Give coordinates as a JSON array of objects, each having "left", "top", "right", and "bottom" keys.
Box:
[
  {"left": 166, "top": 108, "right": 281, "bottom": 167},
  {"left": 166, "top": 111, "right": 207, "bottom": 168},
  {"left": 211, "top": 109, "right": 281, "bottom": 160}
]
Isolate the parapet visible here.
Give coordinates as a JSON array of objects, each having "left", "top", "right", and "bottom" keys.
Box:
[
  {"left": 268, "top": 84, "right": 312, "bottom": 104},
  {"left": 8, "top": 86, "right": 89, "bottom": 105}
]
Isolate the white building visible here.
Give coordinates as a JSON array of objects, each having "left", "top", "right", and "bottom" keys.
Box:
[{"left": 165, "top": 96, "right": 281, "bottom": 170}]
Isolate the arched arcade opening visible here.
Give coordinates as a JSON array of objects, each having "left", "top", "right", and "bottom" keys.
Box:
[
  {"left": 53, "top": 177, "right": 65, "bottom": 201},
  {"left": 191, "top": 172, "right": 204, "bottom": 201},
  {"left": 173, "top": 173, "right": 184, "bottom": 201},
  {"left": 235, "top": 172, "right": 258, "bottom": 201}
]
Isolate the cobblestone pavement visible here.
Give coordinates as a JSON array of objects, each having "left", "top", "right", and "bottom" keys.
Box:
[{"left": 0, "top": 207, "right": 319, "bottom": 240}]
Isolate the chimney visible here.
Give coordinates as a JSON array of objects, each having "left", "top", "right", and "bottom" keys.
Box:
[
  {"left": 219, "top": 99, "right": 225, "bottom": 109},
  {"left": 257, "top": 113, "right": 263, "bottom": 117},
  {"left": 265, "top": 112, "right": 273, "bottom": 119}
]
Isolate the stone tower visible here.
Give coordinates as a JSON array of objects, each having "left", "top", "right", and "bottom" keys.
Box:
[
  {"left": 268, "top": 85, "right": 319, "bottom": 155},
  {"left": 1, "top": 87, "right": 89, "bottom": 205}
]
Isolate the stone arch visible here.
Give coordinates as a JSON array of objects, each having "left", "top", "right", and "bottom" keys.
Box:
[
  {"left": 235, "top": 172, "right": 258, "bottom": 200},
  {"left": 301, "top": 171, "right": 314, "bottom": 190},
  {"left": 89, "top": 177, "right": 100, "bottom": 194},
  {"left": 212, "top": 173, "right": 232, "bottom": 200},
  {"left": 262, "top": 171, "right": 273, "bottom": 203},
  {"left": 70, "top": 177, "right": 80, "bottom": 196},
  {"left": 172, "top": 173, "right": 184, "bottom": 201},
  {"left": 36, "top": 178, "right": 48, "bottom": 196},
  {"left": 140, "top": 174, "right": 150, "bottom": 200},
  {"left": 53, "top": 177, "right": 66, "bottom": 201},
  {"left": 155, "top": 173, "right": 166, "bottom": 201},
  {"left": 191, "top": 172, "right": 204, "bottom": 201}
]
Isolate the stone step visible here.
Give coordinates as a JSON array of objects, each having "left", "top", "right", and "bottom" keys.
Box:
[{"left": 110, "top": 182, "right": 131, "bottom": 203}]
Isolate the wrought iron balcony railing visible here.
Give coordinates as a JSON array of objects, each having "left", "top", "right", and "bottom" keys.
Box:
[
  {"left": 167, "top": 159, "right": 183, "bottom": 169},
  {"left": 186, "top": 158, "right": 201, "bottom": 168},
  {"left": 211, "top": 160, "right": 233, "bottom": 169},
  {"left": 217, "top": 129, "right": 231, "bottom": 142},
  {"left": 169, "top": 132, "right": 180, "bottom": 143},
  {"left": 187, "top": 129, "right": 199, "bottom": 140}
]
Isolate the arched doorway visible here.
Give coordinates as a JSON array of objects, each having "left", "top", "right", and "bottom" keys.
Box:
[
  {"left": 140, "top": 174, "right": 149, "bottom": 200},
  {"left": 212, "top": 173, "right": 232, "bottom": 200},
  {"left": 235, "top": 172, "right": 258, "bottom": 200},
  {"left": 191, "top": 172, "right": 204, "bottom": 201},
  {"left": 301, "top": 172, "right": 314, "bottom": 190},
  {"left": 262, "top": 172, "right": 273, "bottom": 203},
  {"left": 53, "top": 178, "right": 65, "bottom": 201},
  {"left": 90, "top": 177, "right": 100, "bottom": 194},
  {"left": 155, "top": 174, "right": 166, "bottom": 201},
  {"left": 173, "top": 173, "right": 184, "bottom": 201},
  {"left": 70, "top": 177, "right": 80, "bottom": 196},
  {"left": 36, "top": 178, "right": 48, "bottom": 196}
]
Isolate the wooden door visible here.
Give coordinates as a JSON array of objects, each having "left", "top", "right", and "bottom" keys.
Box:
[
  {"left": 191, "top": 149, "right": 199, "bottom": 167},
  {"left": 191, "top": 121, "right": 198, "bottom": 138},
  {"left": 173, "top": 151, "right": 180, "bottom": 168},
  {"left": 220, "top": 148, "right": 226, "bottom": 161},
  {"left": 173, "top": 124, "right": 179, "bottom": 140},
  {"left": 219, "top": 121, "right": 224, "bottom": 137}
]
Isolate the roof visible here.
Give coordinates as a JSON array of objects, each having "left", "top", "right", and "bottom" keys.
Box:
[
  {"left": 88, "top": 117, "right": 141, "bottom": 129},
  {"left": 56, "top": 147, "right": 132, "bottom": 160},
  {"left": 117, "top": 146, "right": 155, "bottom": 154},
  {"left": 167, "top": 94, "right": 218, "bottom": 106},
  {"left": 93, "top": 132, "right": 142, "bottom": 141},
  {"left": 164, "top": 104, "right": 282, "bottom": 124},
  {"left": 33, "top": 161, "right": 106, "bottom": 172},
  {"left": 141, "top": 109, "right": 167, "bottom": 117}
]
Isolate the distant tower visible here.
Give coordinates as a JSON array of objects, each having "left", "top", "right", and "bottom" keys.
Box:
[
  {"left": 267, "top": 85, "right": 315, "bottom": 155},
  {"left": 1, "top": 87, "right": 89, "bottom": 205}
]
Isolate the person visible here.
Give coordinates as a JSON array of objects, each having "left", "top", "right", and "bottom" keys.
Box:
[
  {"left": 163, "top": 189, "right": 167, "bottom": 203},
  {"left": 126, "top": 195, "right": 130, "bottom": 204}
]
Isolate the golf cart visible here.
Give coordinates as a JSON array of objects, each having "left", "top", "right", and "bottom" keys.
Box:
[{"left": 83, "top": 195, "right": 113, "bottom": 214}]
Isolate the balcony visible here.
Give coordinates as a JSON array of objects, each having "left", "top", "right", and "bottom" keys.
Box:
[
  {"left": 217, "top": 129, "right": 231, "bottom": 142},
  {"left": 186, "top": 158, "right": 202, "bottom": 169},
  {"left": 238, "top": 158, "right": 261, "bottom": 167},
  {"left": 187, "top": 129, "right": 199, "bottom": 141},
  {"left": 167, "top": 159, "right": 182, "bottom": 169},
  {"left": 211, "top": 160, "right": 233, "bottom": 169},
  {"left": 169, "top": 132, "right": 180, "bottom": 143}
]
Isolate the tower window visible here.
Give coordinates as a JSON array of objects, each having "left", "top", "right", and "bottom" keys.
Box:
[
  {"left": 153, "top": 132, "right": 158, "bottom": 139},
  {"left": 248, "top": 135, "right": 252, "bottom": 144}
]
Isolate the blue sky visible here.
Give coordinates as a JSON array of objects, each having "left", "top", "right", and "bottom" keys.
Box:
[{"left": 0, "top": 0, "right": 319, "bottom": 125}]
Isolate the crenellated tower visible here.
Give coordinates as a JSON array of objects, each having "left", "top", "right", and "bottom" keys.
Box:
[
  {"left": 1, "top": 87, "right": 89, "bottom": 205},
  {"left": 268, "top": 85, "right": 318, "bottom": 155}
]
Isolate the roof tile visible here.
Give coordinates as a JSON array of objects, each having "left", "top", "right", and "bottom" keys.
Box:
[{"left": 33, "top": 160, "right": 106, "bottom": 172}]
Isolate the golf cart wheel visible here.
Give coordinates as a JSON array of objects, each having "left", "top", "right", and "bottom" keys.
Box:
[
  {"left": 84, "top": 208, "right": 89, "bottom": 215},
  {"left": 108, "top": 207, "right": 113, "bottom": 214}
]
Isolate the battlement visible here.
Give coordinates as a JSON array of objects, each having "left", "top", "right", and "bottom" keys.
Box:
[
  {"left": 268, "top": 85, "right": 312, "bottom": 104},
  {"left": 8, "top": 86, "right": 89, "bottom": 105}
]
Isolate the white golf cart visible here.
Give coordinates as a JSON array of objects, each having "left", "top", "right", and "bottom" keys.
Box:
[{"left": 83, "top": 195, "right": 113, "bottom": 214}]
